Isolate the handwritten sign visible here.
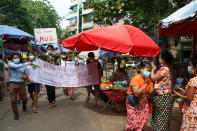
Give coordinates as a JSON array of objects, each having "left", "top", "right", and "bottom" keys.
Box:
[
  {"left": 27, "top": 60, "right": 99, "bottom": 87},
  {"left": 34, "top": 28, "right": 57, "bottom": 44}
]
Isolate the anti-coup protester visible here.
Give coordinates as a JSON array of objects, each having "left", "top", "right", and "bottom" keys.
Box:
[
  {"left": 64, "top": 56, "right": 75, "bottom": 100},
  {"left": 25, "top": 52, "right": 40, "bottom": 113},
  {"left": 85, "top": 52, "right": 101, "bottom": 106},
  {"left": 37, "top": 44, "right": 60, "bottom": 108},
  {"left": 8, "top": 53, "right": 32, "bottom": 120}
]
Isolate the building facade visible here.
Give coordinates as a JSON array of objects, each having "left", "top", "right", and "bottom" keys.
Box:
[{"left": 67, "top": 0, "right": 94, "bottom": 36}]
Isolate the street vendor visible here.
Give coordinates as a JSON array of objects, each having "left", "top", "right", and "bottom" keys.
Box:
[
  {"left": 114, "top": 67, "right": 123, "bottom": 81},
  {"left": 124, "top": 62, "right": 154, "bottom": 131}
]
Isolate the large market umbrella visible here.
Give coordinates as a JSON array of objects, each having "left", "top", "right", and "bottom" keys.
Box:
[
  {"left": 0, "top": 25, "right": 34, "bottom": 40},
  {"left": 63, "top": 25, "right": 160, "bottom": 110},
  {"left": 62, "top": 25, "right": 160, "bottom": 57},
  {"left": 158, "top": 0, "right": 197, "bottom": 56}
]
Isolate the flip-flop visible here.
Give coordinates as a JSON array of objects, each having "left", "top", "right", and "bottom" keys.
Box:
[
  {"left": 33, "top": 109, "right": 38, "bottom": 113},
  {"left": 52, "top": 103, "right": 56, "bottom": 107},
  {"left": 48, "top": 104, "right": 53, "bottom": 108},
  {"left": 123, "top": 125, "right": 126, "bottom": 131},
  {"left": 86, "top": 97, "right": 90, "bottom": 103}
]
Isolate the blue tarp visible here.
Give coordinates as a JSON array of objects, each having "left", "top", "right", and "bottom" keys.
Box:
[
  {"left": 100, "top": 50, "right": 121, "bottom": 59},
  {"left": 0, "top": 25, "right": 34, "bottom": 40},
  {"left": 31, "top": 42, "right": 70, "bottom": 54}
]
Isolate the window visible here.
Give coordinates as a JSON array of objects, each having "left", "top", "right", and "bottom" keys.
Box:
[{"left": 72, "top": 5, "right": 78, "bottom": 13}]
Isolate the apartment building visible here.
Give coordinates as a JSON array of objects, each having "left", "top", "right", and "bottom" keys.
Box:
[{"left": 66, "top": 0, "right": 94, "bottom": 36}]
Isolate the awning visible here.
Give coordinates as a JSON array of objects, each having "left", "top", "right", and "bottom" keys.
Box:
[{"left": 158, "top": 0, "right": 197, "bottom": 36}]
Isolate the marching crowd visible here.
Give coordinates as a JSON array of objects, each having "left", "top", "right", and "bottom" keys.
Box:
[
  {"left": 0, "top": 43, "right": 196, "bottom": 131},
  {"left": 0, "top": 43, "right": 101, "bottom": 121}
]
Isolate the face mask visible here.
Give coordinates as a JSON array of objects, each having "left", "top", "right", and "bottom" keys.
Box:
[
  {"left": 48, "top": 50, "right": 53, "bottom": 55},
  {"left": 143, "top": 70, "right": 151, "bottom": 77},
  {"left": 188, "top": 66, "right": 194, "bottom": 74},
  {"left": 13, "top": 59, "right": 20, "bottom": 64},
  {"left": 62, "top": 56, "right": 66, "bottom": 59},
  {"left": 22, "top": 60, "right": 27, "bottom": 63},
  {"left": 89, "top": 60, "right": 94, "bottom": 62},
  {"left": 29, "top": 56, "right": 35, "bottom": 61}
]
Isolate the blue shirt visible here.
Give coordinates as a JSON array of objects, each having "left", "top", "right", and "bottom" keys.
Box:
[{"left": 8, "top": 62, "right": 28, "bottom": 83}]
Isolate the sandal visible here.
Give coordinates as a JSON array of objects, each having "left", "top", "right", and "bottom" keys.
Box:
[
  {"left": 86, "top": 96, "right": 90, "bottom": 103},
  {"left": 33, "top": 108, "right": 38, "bottom": 113},
  {"left": 94, "top": 103, "right": 98, "bottom": 107},
  {"left": 123, "top": 125, "right": 126, "bottom": 131},
  {"left": 70, "top": 97, "right": 74, "bottom": 101},
  {"left": 48, "top": 103, "right": 53, "bottom": 108},
  {"left": 52, "top": 101, "right": 56, "bottom": 107}
]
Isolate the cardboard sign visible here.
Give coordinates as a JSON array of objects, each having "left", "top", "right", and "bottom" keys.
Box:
[
  {"left": 27, "top": 60, "right": 99, "bottom": 87},
  {"left": 34, "top": 28, "right": 57, "bottom": 44}
]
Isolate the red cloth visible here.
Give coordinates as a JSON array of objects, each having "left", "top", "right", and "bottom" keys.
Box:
[
  {"left": 102, "top": 90, "right": 127, "bottom": 103},
  {"left": 3, "top": 43, "right": 44, "bottom": 52},
  {"left": 125, "top": 94, "right": 149, "bottom": 131},
  {"left": 63, "top": 25, "right": 160, "bottom": 57}
]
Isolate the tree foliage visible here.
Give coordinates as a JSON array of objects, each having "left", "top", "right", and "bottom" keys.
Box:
[
  {"left": 0, "top": 0, "right": 61, "bottom": 36},
  {"left": 86, "top": 0, "right": 192, "bottom": 35}
]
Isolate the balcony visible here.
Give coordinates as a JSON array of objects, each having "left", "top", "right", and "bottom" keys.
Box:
[
  {"left": 70, "top": 0, "right": 78, "bottom": 7},
  {"left": 82, "top": 8, "right": 93, "bottom": 16},
  {"left": 66, "top": 12, "right": 78, "bottom": 20},
  {"left": 82, "top": 21, "right": 94, "bottom": 30}
]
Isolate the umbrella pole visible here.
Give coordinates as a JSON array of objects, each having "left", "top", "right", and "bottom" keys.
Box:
[
  {"left": 111, "top": 57, "right": 115, "bottom": 106},
  {"left": 192, "top": 32, "right": 196, "bottom": 57}
]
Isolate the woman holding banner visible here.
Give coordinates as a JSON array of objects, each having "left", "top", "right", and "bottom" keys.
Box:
[{"left": 36, "top": 44, "right": 60, "bottom": 108}]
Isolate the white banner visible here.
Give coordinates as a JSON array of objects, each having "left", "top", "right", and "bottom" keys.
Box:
[
  {"left": 34, "top": 28, "right": 57, "bottom": 44},
  {"left": 27, "top": 60, "right": 99, "bottom": 87}
]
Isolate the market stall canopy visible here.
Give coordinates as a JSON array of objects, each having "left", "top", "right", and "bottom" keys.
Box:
[
  {"left": 158, "top": 0, "right": 197, "bottom": 36},
  {"left": 0, "top": 25, "right": 34, "bottom": 40},
  {"left": 63, "top": 25, "right": 160, "bottom": 57}
]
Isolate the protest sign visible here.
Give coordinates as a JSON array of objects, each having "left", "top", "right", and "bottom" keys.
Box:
[
  {"left": 27, "top": 60, "right": 99, "bottom": 87},
  {"left": 34, "top": 28, "right": 57, "bottom": 44}
]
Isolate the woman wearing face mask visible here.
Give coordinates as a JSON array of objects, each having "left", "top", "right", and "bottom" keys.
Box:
[
  {"left": 174, "top": 58, "right": 197, "bottom": 130},
  {"left": 124, "top": 62, "right": 154, "bottom": 131},
  {"left": 151, "top": 51, "right": 175, "bottom": 131},
  {"left": 25, "top": 52, "right": 40, "bottom": 113},
  {"left": 8, "top": 53, "right": 32, "bottom": 120}
]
